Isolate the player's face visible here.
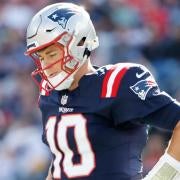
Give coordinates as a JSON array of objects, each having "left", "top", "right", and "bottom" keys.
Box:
[{"left": 37, "top": 43, "right": 64, "bottom": 78}]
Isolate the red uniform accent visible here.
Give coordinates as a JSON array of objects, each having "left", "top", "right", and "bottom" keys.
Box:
[
  {"left": 101, "top": 64, "right": 129, "bottom": 98},
  {"left": 111, "top": 67, "right": 128, "bottom": 97},
  {"left": 101, "top": 66, "right": 115, "bottom": 97}
]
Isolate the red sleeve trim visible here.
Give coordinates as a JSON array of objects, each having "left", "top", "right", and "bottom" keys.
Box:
[{"left": 101, "top": 64, "right": 129, "bottom": 98}]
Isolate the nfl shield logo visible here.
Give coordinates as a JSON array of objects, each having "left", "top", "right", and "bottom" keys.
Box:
[{"left": 61, "top": 95, "right": 68, "bottom": 105}]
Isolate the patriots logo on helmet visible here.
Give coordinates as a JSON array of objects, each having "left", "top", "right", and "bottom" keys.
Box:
[
  {"left": 130, "top": 79, "right": 157, "bottom": 100},
  {"left": 48, "top": 8, "right": 76, "bottom": 29}
]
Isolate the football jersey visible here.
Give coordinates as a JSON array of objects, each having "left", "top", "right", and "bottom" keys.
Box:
[{"left": 39, "top": 63, "right": 179, "bottom": 180}]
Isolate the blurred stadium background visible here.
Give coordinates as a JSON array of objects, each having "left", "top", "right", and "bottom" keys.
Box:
[{"left": 0, "top": 0, "right": 179, "bottom": 179}]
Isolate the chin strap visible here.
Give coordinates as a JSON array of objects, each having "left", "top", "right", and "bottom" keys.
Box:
[{"left": 83, "top": 48, "right": 91, "bottom": 58}]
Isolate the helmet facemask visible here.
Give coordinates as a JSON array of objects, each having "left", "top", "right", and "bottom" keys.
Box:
[{"left": 28, "top": 32, "right": 82, "bottom": 93}]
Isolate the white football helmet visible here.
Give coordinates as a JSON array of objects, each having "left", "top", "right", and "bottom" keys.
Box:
[{"left": 25, "top": 3, "right": 99, "bottom": 92}]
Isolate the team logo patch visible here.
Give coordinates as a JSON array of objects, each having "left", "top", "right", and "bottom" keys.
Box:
[
  {"left": 130, "top": 79, "right": 157, "bottom": 100},
  {"left": 48, "top": 9, "right": 76, "bottom": 29},
  {"left": 61, "top": 94, "right": 68, "bottom": 105}
]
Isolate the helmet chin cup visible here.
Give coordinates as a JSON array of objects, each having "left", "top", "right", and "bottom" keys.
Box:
[{"left": 48, "top": 71, "right": 74, "bottom": 91}]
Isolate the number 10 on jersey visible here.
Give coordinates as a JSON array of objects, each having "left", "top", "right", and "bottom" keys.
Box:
[{"left": 46, "top": 114, "right": 95, "bottom": 179}]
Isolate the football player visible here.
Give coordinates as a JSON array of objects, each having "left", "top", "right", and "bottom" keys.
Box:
[{"left": 25, "top": 2, "right": 180, "bottom": 180}]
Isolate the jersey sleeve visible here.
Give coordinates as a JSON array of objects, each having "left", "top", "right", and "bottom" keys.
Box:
[
  {"left": 142, "top": 101, "right": 180, "bottom": 131},
  {"left": 109, "top": 63, "right": 178, "bottom": 128}
]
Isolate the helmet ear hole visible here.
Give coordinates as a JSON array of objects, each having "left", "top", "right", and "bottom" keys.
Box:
[{"left": 77, "top": 37, "right": 86, "bottom": 46}]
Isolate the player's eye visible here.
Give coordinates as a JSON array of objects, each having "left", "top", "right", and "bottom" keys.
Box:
[{"left": 49, "top": 53, "right": 57, "bottom": 57}]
